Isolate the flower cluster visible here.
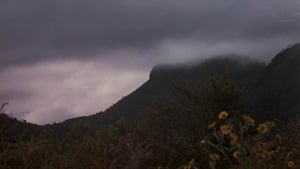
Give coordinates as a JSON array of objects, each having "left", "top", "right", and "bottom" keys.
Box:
[{"left": 201, "top": 111, "right": 297, "bottom": 169}]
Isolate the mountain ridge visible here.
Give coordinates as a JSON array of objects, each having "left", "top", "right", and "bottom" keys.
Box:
[
  {"left": 1, "top": 43, "right": 300, "bottom": 137},
  {"left": 52, "top": 43, "right": 300, "bottom": 130}
]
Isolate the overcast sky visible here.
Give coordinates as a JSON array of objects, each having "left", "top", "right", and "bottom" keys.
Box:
[{"left": 1, "top": 0, "right": 300, "bottom": 124}]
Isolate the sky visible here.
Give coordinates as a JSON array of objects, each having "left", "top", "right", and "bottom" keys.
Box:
[{"left": 0, "top": 0, "right": 300, "bottom": 124}]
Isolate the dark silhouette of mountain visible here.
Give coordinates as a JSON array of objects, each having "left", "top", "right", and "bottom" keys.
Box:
[
  {"left": 56, "top": 44, "right": 300, "bottom": 131},
  {"left": 54, "top": 58, "right": 262, "bottom": 132},
  {"left": 2, "top": 43, "right": 300, "bottom": 136},
  {"left": 251, "top": 44, "right": 300, "bottom": 119}
]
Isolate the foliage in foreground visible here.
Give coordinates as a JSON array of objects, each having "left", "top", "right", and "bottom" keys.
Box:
[
  {"left": 0, "top": 78, "right": 299, "bottom": 169},
  {"left": 200, "top": 111, "right": 299, "bottom": 169},
  {"left": 1, "top": 110, "right": 299, "bottom": 169}
]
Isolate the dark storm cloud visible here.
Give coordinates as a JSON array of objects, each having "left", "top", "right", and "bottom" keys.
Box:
[{"left": 1, "top": 0, "right": 299, "bottom": 67}]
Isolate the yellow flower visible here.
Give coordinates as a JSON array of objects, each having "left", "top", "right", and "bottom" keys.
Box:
[
  {"left": 218, "top": 111, "right": 229, "bottom": 119},
  {"left": 257, "top": 123, "right": 268, "bottom": 134},
  {"left": 230, "top": 134, "right": 238, "bottom": 145},
  {"left": 243, "top": 115, "right": 255, "bottom": 126},
  {"left": 220, "top": 124, "right": 232, "bottom": 135},
  {"left": 208, "top": 121, "right": 217, "bottom": 129},
  {"left": 232, "top": 151, "right": 241, "bottom": 159},
  {"left": 288, "top": 161, "right": 295, "bottom": 168},
  {"left": 209, "top": 153, "right": 220, "bottom": 161}
]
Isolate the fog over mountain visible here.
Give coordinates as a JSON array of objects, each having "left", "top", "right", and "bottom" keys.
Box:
[{"left": 0, "top": 0, "right": 299, "bottom": 124}]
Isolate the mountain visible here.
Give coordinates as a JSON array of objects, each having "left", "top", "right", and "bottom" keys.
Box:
[
  {"left": 51, "top": 57, "right": 264, "bottom": 132},
  {"left": 252, "top": 44, "right": 300, "bottom": 119},
  {"left": 51, "top": 44, "right": 300, "bottom": 133},
  {"left": 2, "top": 44, "right": 300, "bottom": 137}
]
